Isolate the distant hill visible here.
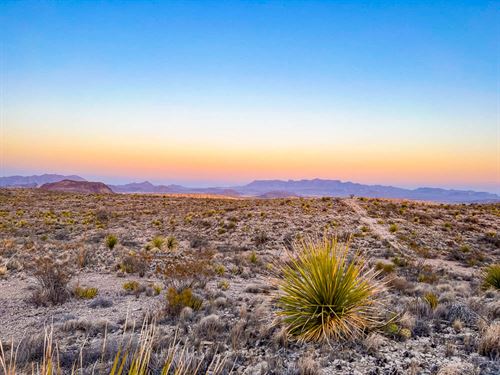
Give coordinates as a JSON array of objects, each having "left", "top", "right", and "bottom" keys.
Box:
[
  {"left": 257, "top": 190, "right": 299, "bottom": 199},
  {"left": 39, "top": 180, "right": 113, "bottom": 194},
  {"left": 109, "top": 181, "right": 240, "bottom": 196},
  {"left": 0, "top": 174, "right": 85, "bottom": 188},
  {"left": 3, "top": 174, "right": 498, "bottom": 202},
  {"left": 235, "top": 179, "right": 499, "bottom": 203}
]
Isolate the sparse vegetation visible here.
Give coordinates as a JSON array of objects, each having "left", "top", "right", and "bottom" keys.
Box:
[{"left": 1, "top": 190, "right": 499, "bottom": 374}]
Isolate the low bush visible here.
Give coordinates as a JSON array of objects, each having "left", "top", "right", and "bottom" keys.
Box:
[
  {"left": 478, "top": 322, "right": 500, "bottom": 359},
  {"left": 166, "top": 286, "right": 203, "bottom": 316},
  {"left": 375, "top": 261, "right": 395, "bottom": 274},
  {"left": 74, "top": 286, "right": 99, "bottom": 299},
  {"left": 123, "top": 281, "right": 140, "bottom": 292},
  {"left": 120, "top": 251, "right": 151, "bottom": 276},
  {"left": 28, "top": 254, "right": 73, "bottom": 306}
]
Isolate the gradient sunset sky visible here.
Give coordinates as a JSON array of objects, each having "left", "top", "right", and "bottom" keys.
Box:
[{"left": 1, "top": 1, "right": 499, "bottom": 192}]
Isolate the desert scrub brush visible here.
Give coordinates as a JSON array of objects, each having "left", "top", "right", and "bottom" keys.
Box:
[{"left": 276, "top": 237, "right": 386, "bottom": 342}]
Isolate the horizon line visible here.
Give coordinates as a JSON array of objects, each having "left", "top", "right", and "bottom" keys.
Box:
[{"left": 1, "top": 172, "right": 499, "bottom": 195}]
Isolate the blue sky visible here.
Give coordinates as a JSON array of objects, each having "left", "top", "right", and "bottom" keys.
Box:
[{"left": 1, "top": 1, "right": 499, "bottom": 192}]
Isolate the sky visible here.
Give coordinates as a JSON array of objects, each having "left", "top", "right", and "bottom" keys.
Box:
[{"left": 1, "top": 1, "right": 499, "bottom": 192}]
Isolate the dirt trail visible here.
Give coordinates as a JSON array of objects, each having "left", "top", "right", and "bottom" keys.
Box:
[
  {"left": 344, "top": 199, "right": 474, "bottom": 278},
  {"left": 344, "top": 199, "right": 405, "bottom": 253}
]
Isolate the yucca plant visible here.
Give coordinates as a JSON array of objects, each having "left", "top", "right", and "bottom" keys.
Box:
[
  {"left": 276, "top": 237, "right": 385, "bottom": 342},
  {"left": 106, "top": 235, "right": 118, "bottom": 250},
  {"left": 166, "top": 236, "right": 178, "bottom": 251},
  {"left": 482, "top": 263, "right": 500, "bottom": 290},
  {"left": 151, "top": 236, "right": 165, "bottom": 250}
]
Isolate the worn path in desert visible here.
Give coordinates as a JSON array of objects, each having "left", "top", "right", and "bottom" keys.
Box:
[{"left": 345, "top": 198, "right": 474, "bottom": 278}]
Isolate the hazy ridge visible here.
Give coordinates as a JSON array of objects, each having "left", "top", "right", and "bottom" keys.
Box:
[{"left": 1, "top": 174, "right": 498, "bottom": 203}]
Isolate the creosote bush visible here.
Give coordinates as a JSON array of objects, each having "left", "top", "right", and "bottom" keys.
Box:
[
  {"left": 277, "top": 237, "right": 386, "bottom": 342},
  {"left": 482, "top": 263, "right": 500, "bottom": 290},
  {"left": 28, "top": 254, "right": 73, "bottom": 306}
]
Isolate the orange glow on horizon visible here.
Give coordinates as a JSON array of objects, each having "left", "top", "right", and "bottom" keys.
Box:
[{"left": 2, "top": 129, "right": 497, "bottom": 188}]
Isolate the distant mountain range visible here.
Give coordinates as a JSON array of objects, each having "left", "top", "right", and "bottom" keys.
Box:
[
  {"left": 0, "top": 174, "right": 498, "bottom": 203},
  {"left": 0, "top": 174, "right": 86, "bottom": 188}
]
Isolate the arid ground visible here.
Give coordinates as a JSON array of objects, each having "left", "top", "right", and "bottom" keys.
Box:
[{"left": 0, "top": 189, "right": 499, "bottom": 374}]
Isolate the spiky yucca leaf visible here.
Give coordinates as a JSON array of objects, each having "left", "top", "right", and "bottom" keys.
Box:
[
  {"left": 277, "top": 237, "right": 385, "bottom": 342},
  {"left": 483, "top": 263, "right": 500, "bottom": 290}
]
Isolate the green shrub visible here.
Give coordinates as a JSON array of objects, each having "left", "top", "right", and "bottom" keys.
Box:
[
  {"left": 218, "top": 280, "right": 230, "bottom": 290},
  {"left": 166, "top": 286, "right": 203, "bottom": 315},
  {"left": 385, "top": 322, "right": 399, "bottom": 337},
  {"left": 74, "top": 286, "right": 98, "bottom": 299},
  {"left": 106, "top": 234, "right": 118, "bottom": 250},
  {"left": 214, "top": 264, "right": 225, "bottom": 276},
  {"left": 248, "top": 251, "right": 258, "bottom": 264},
  {"left": 424, "top": 292, "right": 438, "bottom": 310},
  {"left": 482, "top": 264, "right": 500, "bottom": 290},
  {"left": 152, "top": 284, "right": 162, "bottom": 295},
  {"left": 123, "top": 281, "right": 140, "bottom": 292},
  {"left": 277, "top": 238, "right": 385, "bottom": 342},
  {"left": 389, "top": 224, "right": 398, "bottom": 233},
  {"left": 392, "top": 256, "right": 408, "bottom": 267},
  {"left": 375, "top": 261, "right": 395, "bottom": 274}
]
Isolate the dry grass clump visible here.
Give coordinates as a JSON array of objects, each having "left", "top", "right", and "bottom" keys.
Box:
[
  {"left": 478, "top": 322, "right": 500, "bottom": 359},
  {"left": 363, "top": 332, "right": 386, "bottom": 354},
  {"left": 1, "top": 320, "right": 227, "bottom": 375},
  {"left": 375, "top": 261, "right": 395, "bottom": 274},
  {"left": 482, "top": 263, "right": 500, "bottom": 290},
  {"left": 424, "top": 292, "right": 439, "bottom": 310},
  {"left": 27, "top": 254, "right": 73, "bottom": 306},
  {"left": 276, "top": 237, "right": 386, "bottom": 342},
  {"left": 296, "top": 355, "right": 321, "bottom": 375},
  {"left": 73, "top": 285, "right": 99, "bottom": 299},
  {"left": 436, "top": 362, "right": 476, "bottom": 375}
]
